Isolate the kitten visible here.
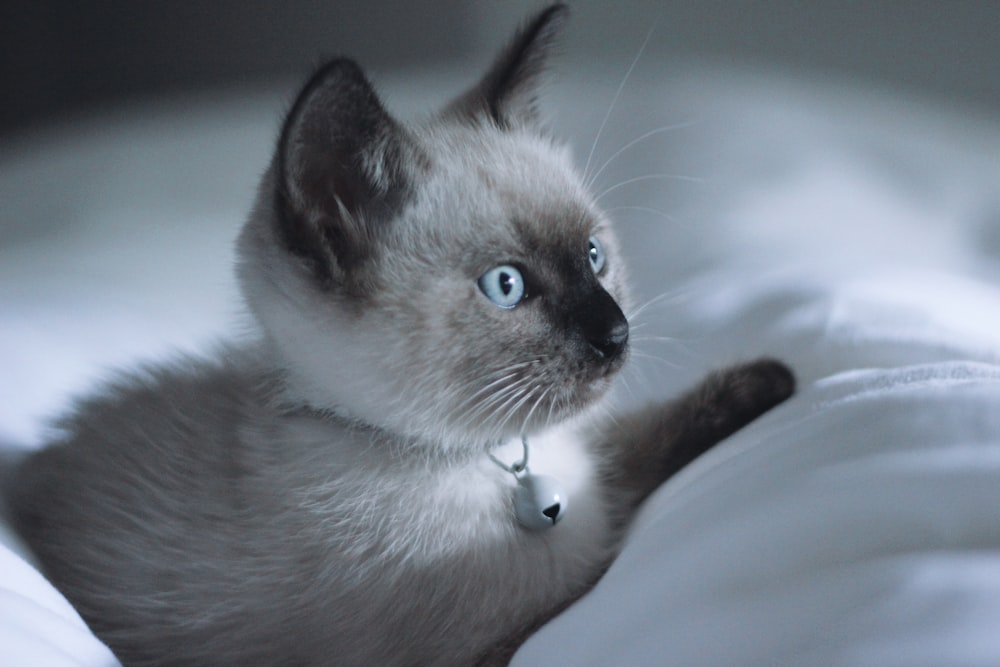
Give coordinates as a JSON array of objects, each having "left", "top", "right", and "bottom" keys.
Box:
[{"left": 8, "top": 5, "right": 793, "bottom": 666}]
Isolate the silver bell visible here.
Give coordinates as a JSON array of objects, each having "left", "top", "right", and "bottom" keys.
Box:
[{"left": 514, "top": 473, "right": 567, "bottom": 531}]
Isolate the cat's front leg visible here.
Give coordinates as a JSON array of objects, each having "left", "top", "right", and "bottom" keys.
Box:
[{"left": 600, "top": 358, "right": 795, "bottom": 514}]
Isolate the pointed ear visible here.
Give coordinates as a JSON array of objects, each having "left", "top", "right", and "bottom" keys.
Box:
[
  {"left": 274, "top": 59, "right": 413, "bottom": 283},
  {"left": 446, "top": 3, "right": 569, "bottom": 130}
]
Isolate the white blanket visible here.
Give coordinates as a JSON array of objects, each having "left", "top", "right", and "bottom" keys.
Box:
[{"left": 2, "top": 64, "right": 999, "bottom": 665}]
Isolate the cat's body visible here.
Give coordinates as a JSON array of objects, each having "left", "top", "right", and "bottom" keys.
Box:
[
  {"left": 9, "top": 5, "right": 794, "bottom": 665},
  {"left": 16, "top": 351, "right": 611, "bottom": 665}
]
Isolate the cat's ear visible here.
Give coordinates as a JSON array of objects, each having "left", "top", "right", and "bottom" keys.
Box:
[
  {"left": 274, "top": 59, "right": 414, "bottom": 283},
  {"left": 446, "top": 3, "right": 569, "bottom": 130}
]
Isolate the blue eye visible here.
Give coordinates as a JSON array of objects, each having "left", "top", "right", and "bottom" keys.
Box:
[
  {"left": 588, "top": 236, "right": 606, "bottom": 274},
  {"left": 478, "top": 265, "right": 525, "bottom": 309}
]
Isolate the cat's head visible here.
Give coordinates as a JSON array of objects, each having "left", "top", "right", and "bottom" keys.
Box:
[{"left": 238, "top": 4, "right": 630, "bottom": 452}]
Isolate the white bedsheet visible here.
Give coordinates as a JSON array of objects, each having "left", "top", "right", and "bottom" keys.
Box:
[{"left": 2, "top": 64, "right": 999, "bottom": 665}]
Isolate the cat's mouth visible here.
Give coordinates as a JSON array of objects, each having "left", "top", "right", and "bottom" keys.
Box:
[
  {"left": 587, "top": 346, "right": 628, "bottom": 392},
  {"left": 600, "top": 345, "right": 629, "bottom": 378},
  {"left": 532, "top": 342, "right": 630, "bottom": 426},
  {"left": 447, "top": 345, "right": 627, "bottom": 441}
]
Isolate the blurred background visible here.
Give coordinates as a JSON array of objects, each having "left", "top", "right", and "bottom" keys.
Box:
[{"left": 2, "top": 0, "right": 998, "bottom": 138}]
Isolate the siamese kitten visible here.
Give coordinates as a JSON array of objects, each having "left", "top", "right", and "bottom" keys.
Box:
[{"left": 9, "top": 5, "right": 793, "bottom": 666}]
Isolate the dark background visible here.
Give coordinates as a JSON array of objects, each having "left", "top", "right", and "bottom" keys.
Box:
[{"left": 2, "top": 1, "right": 998, "bottom": 138}]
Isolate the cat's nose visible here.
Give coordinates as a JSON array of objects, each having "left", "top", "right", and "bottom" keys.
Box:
[
  {"left": 579, "top": 288, "right": 629, "bottom": 361},
  {"left": 567, "top": 283, "right": 629, "bottom": 362},
  {"left": 588, "top": 319, "right": 629, "bottom": 360}
]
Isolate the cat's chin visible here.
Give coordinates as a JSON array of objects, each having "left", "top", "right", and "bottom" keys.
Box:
[
  {"left": 449, "top": 369, "right": 621, "bottom": 448},
  {"left": 288, "top": 369, "right": 622, "bottom": 456}
]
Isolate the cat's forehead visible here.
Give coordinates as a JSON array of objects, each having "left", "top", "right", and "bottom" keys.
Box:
[{"left": 413, "top": 124, "right": 598, "bottom": 242}]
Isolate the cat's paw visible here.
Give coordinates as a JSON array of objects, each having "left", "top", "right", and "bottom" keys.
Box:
[
  {"left": 669, "top": 357, "right": 795, "bottom": 463},
  {"left": 602, "top": 358, "right": 795, "bottom": 506},
  {"left": 706, "top": 357, "right": 796, "bottom": 429}
]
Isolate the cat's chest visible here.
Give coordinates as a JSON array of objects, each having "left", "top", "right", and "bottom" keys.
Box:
[
  {"left": 416, "top": 423, "right": 603, "bottom": 538},
  {"left": 278, "top": 419, "right": 611, "bottom": 570},
  {"left": 251, "top": 416, "right": 614, "bottom": 657}
]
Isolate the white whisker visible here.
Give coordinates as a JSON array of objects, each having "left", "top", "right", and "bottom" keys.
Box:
[
  {"left": 626, "top": 288, "right": 690, "bottom": 322},
  {"left": 629, "top": 349, "right": 682, "bottom": 370},
  {"left": 617, "top": 373, "right": 638, "bottom": 402},
  {"left": 451, "top": 372, "right": 521, "bottom": 418},
  {"left": 462, "top": 375, "right": 534, "bottom": 425},
  {"left": 602, "top": 205, "right": 679, "bottom": 226},
  {"left": 491, "top": 385, "right": 538, "bottom": 441},
  {"left": 631, "top": 334, "right": 680, "bottom": 345},
  {"left": 581, "top": 20, "right": 658, "bottom": 183},
  {"left": 520, "top": 386, "right": 552, "bottom": 437},
  {"left": 544, "top": 389, "right": 560, "bottom": 433},
  {"left": 595, "top": 395, "right": 621, "bottom": 429},
  {"left": 595, "top": 173, "right": 704, "bottom": 204},
  {"left": 586, "top": 122, "right": 696, "bottom": 190}
]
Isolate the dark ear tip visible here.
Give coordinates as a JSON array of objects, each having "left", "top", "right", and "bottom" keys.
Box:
[
  {"left": 541, "top": 3, "right": 571, "bottom": 26},
  {"left": 530, "top": 3, "right": 571, "bottom": 45},
  {"left": 296, "top": 58, "right": 370, "bottom": 101},
  {"left": 311, "top": 57, "right": 365, "bottom": 81},
  {"left": 280, "top": 56, "right": 386, "bottom": 153}
]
